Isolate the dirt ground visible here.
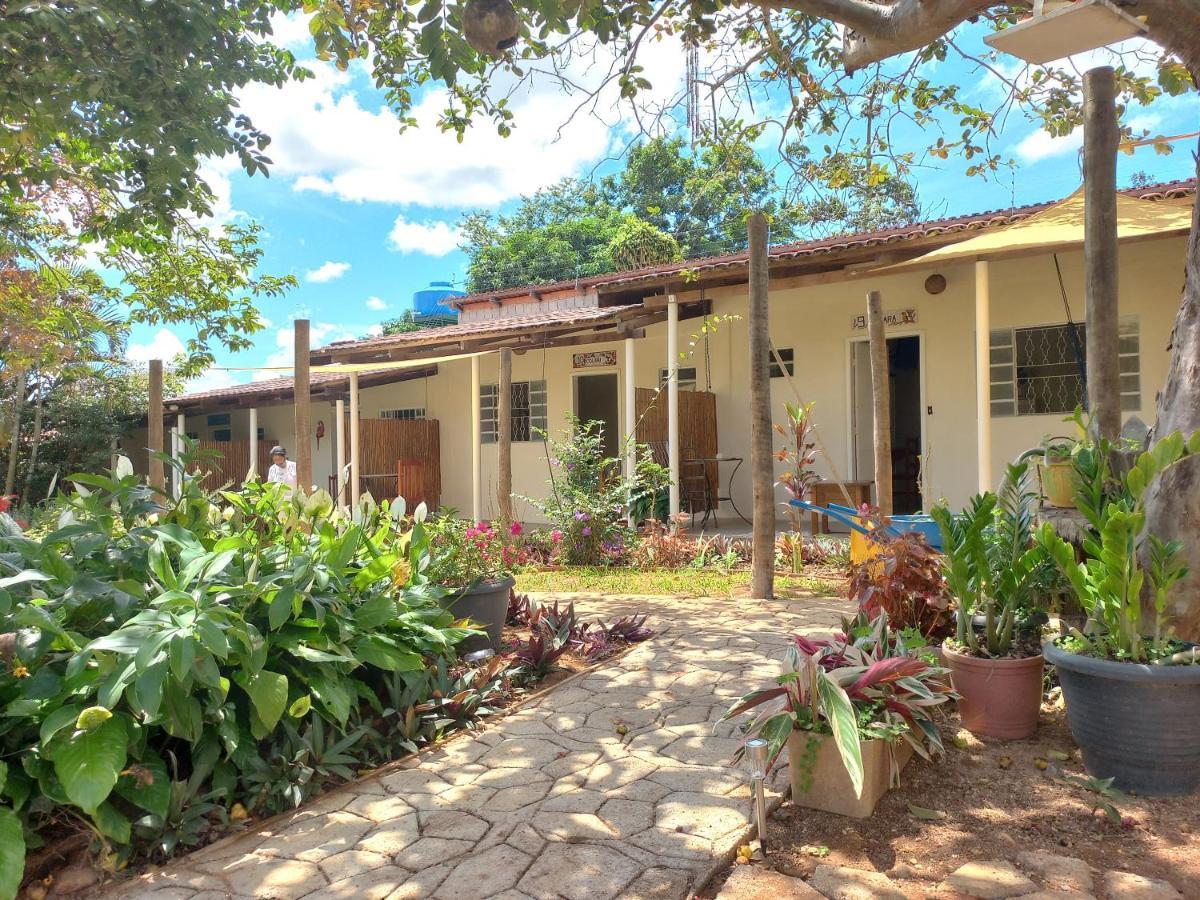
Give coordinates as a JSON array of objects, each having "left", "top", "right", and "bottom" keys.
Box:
[{"left": 703, "top": 697, "right": 1199, "bottom": 897}]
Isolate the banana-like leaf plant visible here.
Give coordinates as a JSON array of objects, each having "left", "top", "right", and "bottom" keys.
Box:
[{"left": 720, "top": 613, "right": 955, "bottom": 798}]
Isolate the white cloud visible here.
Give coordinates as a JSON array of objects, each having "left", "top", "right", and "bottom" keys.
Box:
[
  {"left": 232, "top": 38, "right": 688, "bottom": 209},
  {"left": 255, "top": 322, "right": 360, "bottom": 380},
  {"left": 126, "top": 329, "right": 186, "bottom": 366},
  {"left": 388, "top": 216, "right": 462, "bottom": 256},
  {"left": 267, "top": 11, "right": 314, "bottom": 50},
  {"left": 366, "top": 324, "right": 384, "bottom": 337},
  {"left": 366, "top": 296, "right": 389, "bottom": 311},
  {"left": 1015, "top": 126, "right": 1083, "bottom": 163},
  {"left": 305, "top": 260, "right": 351, "bottom": 283},
  {"left": 186, "top": 369, "right": 247, "bottom": 394}
]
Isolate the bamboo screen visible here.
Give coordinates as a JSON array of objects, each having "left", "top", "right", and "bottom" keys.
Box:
[
  {"left": 194, "top": 440, "right": 251, "bottom": 491},
  {"left": 634, "top": 388, "right": 719, "bottom": 494},
  {"left": 358, "top": 418, "right": 442, "bottom": 509}
]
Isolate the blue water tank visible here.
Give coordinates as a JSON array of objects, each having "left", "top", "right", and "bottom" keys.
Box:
[{"left": 412, "top": 281, "right": 465, "bottom": 318}]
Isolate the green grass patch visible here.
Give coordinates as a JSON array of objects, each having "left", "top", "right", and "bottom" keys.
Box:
[{"left": 515, "top": 566, "right": 845, "bottom": 599}]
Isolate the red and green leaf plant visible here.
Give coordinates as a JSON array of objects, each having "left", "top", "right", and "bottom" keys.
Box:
[
  {"left": 847, "top": 531, "right": 952, "bottom": 641},
  {"left": 721, "top": 613, "right": 955, "bottom": 798},
  {"left": 775, "top": 401, "right": 821, "bottom": 537}
]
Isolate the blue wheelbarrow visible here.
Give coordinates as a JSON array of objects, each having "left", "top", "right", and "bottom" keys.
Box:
[{"left": 789, "top": 500, "right": 943, "bottom": 560}]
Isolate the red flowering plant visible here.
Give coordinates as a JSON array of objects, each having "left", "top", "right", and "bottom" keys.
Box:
[{"left": 423, "top": 515, "right": 530, "bottom": 588}]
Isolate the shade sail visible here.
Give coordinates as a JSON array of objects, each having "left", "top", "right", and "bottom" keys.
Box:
[
  {"left": 212, "top": 350, "right": 489, "bottom": 375},
  {"left": 879, "top": 190, "right": 1194, "bottom": 273}
]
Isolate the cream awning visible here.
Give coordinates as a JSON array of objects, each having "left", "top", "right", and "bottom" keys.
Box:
[
  {"left": 312, "top": 351, "right": 487, "bottom": 373},
  {"left": 879, "top": 189, "right": 1194, "bottom": 272}
]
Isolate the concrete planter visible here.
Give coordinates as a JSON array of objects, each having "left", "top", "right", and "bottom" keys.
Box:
[
  {"left": 1045, "top": 639, "right": 1200, "bottom": 795},
  {"left": 439, "top": 575, "right": 514, "bottom": 653},
  {"left": 944, "top": 643, "right": 1044, "bottom": 740},
  {"left": 787, "top": 731, "right": 913, "bottom": 818}
]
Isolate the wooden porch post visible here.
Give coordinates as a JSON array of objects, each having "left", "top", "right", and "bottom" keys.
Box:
[
  {"left": 625, "top": 336, "right": 637, "bottom": 528},
  {"left": 975, "top": 261, "right": 992, "bottom": 493},
  {"left": 497, "top": 348, "right": 513, "bottom": 525},
  {"left": 471, "top": 355, "right": 483, "bottom": 523},
  {"left": 349, "top": 372, "right": 361, "bottom": 507},
  {"left": 173, "top": 412, "right": 186, "bottom": 498},
  {"left": 867, "top": 291, "right": 893, "bottom": 517},
  {"left": 334, "top": 398, "right": 346, "bottom": 509},
  {"left": 666, "top": 294, "right": 681, "bottom": 519},
  {"left": 248, "top": 407, "right": 259, "bottom": 481},
  {"left": 1083, "top": 65, "right": 1121, "bottom": 441},
  {"left": 294, "top": 319, "right": 312, "bottom": 493},
  {"left": 148, "top": 359, "right": 165, "bottom": 494},
  {"left": 748, "top": 212, "right": 774, "bottom": 601}
]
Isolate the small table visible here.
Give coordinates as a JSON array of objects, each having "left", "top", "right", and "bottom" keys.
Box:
[
  {"left": 808, "top": 481, "right": 873, "bottom": 534},
  {"left": 689, "top": 456, "right": 750, "bottom": 528}
]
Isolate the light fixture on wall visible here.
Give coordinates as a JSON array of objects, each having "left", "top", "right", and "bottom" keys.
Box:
[{"left": 924, "top": 273, "right": 947, "bottom": 295}]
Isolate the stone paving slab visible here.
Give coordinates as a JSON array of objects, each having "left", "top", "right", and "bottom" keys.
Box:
[{"left": 99, "top": 593, "right": 847, "bottom": 900}]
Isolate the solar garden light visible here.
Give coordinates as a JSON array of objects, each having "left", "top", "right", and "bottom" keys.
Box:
[
  {"left": 746, "top": 737, "right": 769, "bottom": 855},
  {"left": 462, "top": 648, "right": 495, "bottom": 664}
]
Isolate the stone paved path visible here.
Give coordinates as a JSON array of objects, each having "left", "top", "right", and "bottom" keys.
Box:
[{"left": 101, "top": 593, "right": 847, "bottom": 900}]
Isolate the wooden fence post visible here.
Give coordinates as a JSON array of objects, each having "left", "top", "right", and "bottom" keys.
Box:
[
  {"left": 748, "top": 212, "right": 775, "bottom": 601},
  {"left": 294, "top": 319, "right": 312, "bottom": 493},
  {"left": 148, "top": 359, "right": 165, "bottom": 494},
  {"left": 867, "top": 291, "right": 893, "bottom": 517}
]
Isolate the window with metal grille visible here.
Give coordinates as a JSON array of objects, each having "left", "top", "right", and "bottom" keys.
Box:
[
  {"left": 989, "top": 318, "right": 1140, "bottom": 417},
  {"left": 769, "top": 347, "right": 795, "bottom": 379},
  {"left": 379, "top": 408, "right": 426, "bottom": 420},
  {"left": 481, "top": 380, "right": 547, "bottom": 443},
  {"left": 659, "top": 367, "right": 698, "bottom": 391}
]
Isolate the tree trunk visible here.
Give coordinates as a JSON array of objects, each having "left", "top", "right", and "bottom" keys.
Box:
[
  {"left": 1083, "top": 66, "right": 1121, "bottom": 441},
  {"left": 1143, "top": 136, "right": 1200, "bottom": 641},
  {"left": 867, "top": 291, "right": 893, "bottom": 517},
  {"left": 748, "top": 212, "right": 775, "bottom": 600},
  {"left": 148, "top": 359, "right": 165, "bottom": 494},
  {"left": 294, "top": 319, "right": 312, "bottom": 494},
  {"left": 497, "top": 347, "right": 514, "bottom": 525},
  {"left": 21, "top": 375, "right": 45, "bottom": 503},
  {"left": 3, "top": 368, "right": 26, "bottom": 497}
]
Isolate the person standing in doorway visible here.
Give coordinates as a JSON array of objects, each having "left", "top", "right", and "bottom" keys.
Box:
[{"left": 267, "top": 446, "right": 298, "bottom": 493}]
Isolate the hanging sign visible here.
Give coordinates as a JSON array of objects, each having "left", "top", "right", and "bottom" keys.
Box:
[
  {"left": 851, "top": 308, "right": 917, "bottom": 330},
  {"left": 573, "top": 350, "right": 617, "bottom": 368}
]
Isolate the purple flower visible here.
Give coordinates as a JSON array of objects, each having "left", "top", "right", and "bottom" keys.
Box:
[
  {"left": 582, "top": 527, "right": 591, "bottom": 537},
  {"left": 574, "top": 511, "right": 590, "bottom": 522}
]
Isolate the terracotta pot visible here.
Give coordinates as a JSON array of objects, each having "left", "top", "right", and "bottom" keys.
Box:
[
  {"left": 786, "top": 731, "right": 913, "bottom": 819},
  {"left": 1039, "top": 460, "right": 1077, "bottom": 508},
  {"left": 944, "top": 643, "right": 1044, "bottom": 740},
  {"left": 439, "top": 575, "right": 514, "bottom": 653}
]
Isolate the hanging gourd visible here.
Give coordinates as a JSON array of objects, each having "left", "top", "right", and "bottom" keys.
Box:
[
  {"left": 984, "top": 0, "right": 1147, "bottom": 64},
  {"left": 463, "top": 0, "right": 521, "bottom": 57}
]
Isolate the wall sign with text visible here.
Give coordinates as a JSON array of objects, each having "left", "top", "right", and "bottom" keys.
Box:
[
  {"left": 572, "top": 350, "right": 618, "bottom": 368},
  {"left": 850, "top": 308, "right": 918, "bottom": 330}
]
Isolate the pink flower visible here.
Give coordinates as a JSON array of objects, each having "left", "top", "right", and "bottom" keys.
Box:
[
  {"left": 551, "top": 529, "right": 563, "bottom": 543},
  {"left": 509, "top": 521, "right": 522, "bottom": 536}
]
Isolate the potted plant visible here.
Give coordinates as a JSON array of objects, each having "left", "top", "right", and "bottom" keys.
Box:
[
  {"left": 1039, "top": 437, "right": 1078, "bottom": 508},
  {"left": 420, "top": 513, "right": 528, "bottom": 653},
  {"left": 722, "top": 614, "right": 955, "bottom": 818},
  {"left": 930, "top": 462, "right": 1054, "bottom": 739},
  {"left": 1038, "top": 430, "right": 1200, "bottom": 796}
]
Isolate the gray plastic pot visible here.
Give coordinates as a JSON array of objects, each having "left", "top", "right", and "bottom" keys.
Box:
[
  {"left": 440, "top": 575, "right": 514, "bottom": 654},
  {"left": 1045, "top": 639, "right": 1200, "bottom": 796}
]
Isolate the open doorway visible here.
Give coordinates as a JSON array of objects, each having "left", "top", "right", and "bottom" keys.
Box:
[
  {"left": 574, "top": 373, "right": 620, "bottom": 459},
  {"left": 851, "top": 335, "right": 924, "bottom": 514}
]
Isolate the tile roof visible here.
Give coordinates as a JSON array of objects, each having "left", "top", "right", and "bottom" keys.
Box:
[
  {"left": 169, "top": 366, "right": 422, "bottom": 407},
  {"left": 451, "top": 179, "right": 1197, "bottom": 305}
]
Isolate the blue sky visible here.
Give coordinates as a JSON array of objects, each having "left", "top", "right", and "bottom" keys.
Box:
[{"left": 123, "top": 14, "right": 1199, "bottom": 394}]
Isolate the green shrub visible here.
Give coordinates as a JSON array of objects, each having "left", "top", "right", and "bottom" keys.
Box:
[{"left": 0, "top": 454, "right": 475, "bottom": 892}]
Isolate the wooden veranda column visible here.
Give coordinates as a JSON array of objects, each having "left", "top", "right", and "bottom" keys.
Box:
[
  {"left": 747, "top": 213, "right": 774, "bottom": 601},
  {"left": 625, "top": 336, "right": 637, "bottom": 527},
  {"left": 294, "top": 319, "right": 312, "bottom": 493},
  {"left": 975, "top": 261, "right": 992, "bottom": 493},
  {"left": 1083, "top": 65, "right": 1121, "bottom": 441},
  {"left": 666, "top": 294, "right": 681, "bottom": 519},
  {"left": 866, "top": 291, "right": 893, "bottom": 517},
  {"left": 147, "top": 359, "right": 165, "bottom": 494},
  {"left": 497, "top": 348, "right": 514, "bottom": 524}
]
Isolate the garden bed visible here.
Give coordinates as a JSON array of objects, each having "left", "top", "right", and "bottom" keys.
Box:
[
  {"left": 515, "top": 565, "right": 847, "bottom": 598},
  {"left": 702, "top": 700, "right": 1199, "bottom": 897}
]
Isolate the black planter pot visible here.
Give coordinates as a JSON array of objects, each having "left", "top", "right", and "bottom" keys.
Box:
[
  {"left": 440, "top": 575, "right": 514, "bottom": 654},
  {"left": 1045, "top": 639, "right": 1200, "bottom": 796}
]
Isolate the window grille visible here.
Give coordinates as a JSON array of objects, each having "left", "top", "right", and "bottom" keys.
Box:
[
  {"left": 380, "top": 408, "right": 426, "bottom": 420},
  {"left": 659, "top": 367, "right": 698, "bottom": 391},
  {"left": 769, "top": 347, "right": 795, "bottom": 379},
  {"left": 481, "top": 380, "right": 546, "bottom": 443}
]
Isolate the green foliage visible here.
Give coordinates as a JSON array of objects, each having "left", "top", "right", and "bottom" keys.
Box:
[
  {"left": 523, "top": 414, "right": 669, "bottom": 565},
  {"left": 1038, "top": 428, "right": 1199, "bottom": 663},
  {"left": 0, "top": 451, "right": 483, "bottom": 887},
  {"left": 722, "top": 613, "right": 955, "bottom": 798},
  {"left": 930, "top": 461, "right": 1053, "bottom": 657},
  {"left": 607, "top": 219, "right": 681, "bottom": 271}
]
